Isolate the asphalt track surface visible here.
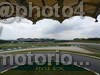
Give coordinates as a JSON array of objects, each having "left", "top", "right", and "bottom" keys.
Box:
[
  {"left": 34, "top": 52, "right": 100, "bottom": 73},
  {"left": 0, "top": 43, "right": 100, "bottom": 74},
  {"left": 0, "top": 52, "right": 100, "bottom": 74}
]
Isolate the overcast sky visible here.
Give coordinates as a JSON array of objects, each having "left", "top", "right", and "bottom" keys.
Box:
[{"left": 0, "top": 15, "right": 100, "bottom": 40}]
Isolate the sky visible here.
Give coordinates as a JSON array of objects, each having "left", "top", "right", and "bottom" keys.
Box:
[{"left": 0, "top": 15, "right": 100, "bottom": 40}]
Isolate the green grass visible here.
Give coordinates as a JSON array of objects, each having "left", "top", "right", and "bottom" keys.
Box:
[
  {"left": 0, "top": 71, "right": 96, "bottom": 75},
  {"left": 0, "top": 63, "right": 96, "bottom": 75},
  {"left": 0, "top": 43, "right": 71, "bottom": 50}
]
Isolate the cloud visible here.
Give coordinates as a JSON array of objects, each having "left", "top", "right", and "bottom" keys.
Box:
[{"left": 0, "top": 15, "right": 100, "bottom": 40}]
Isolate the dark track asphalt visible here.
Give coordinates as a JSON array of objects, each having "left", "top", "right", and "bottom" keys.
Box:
[{"left": 0, "top": 52, "right": 100, "bottom": 74}]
